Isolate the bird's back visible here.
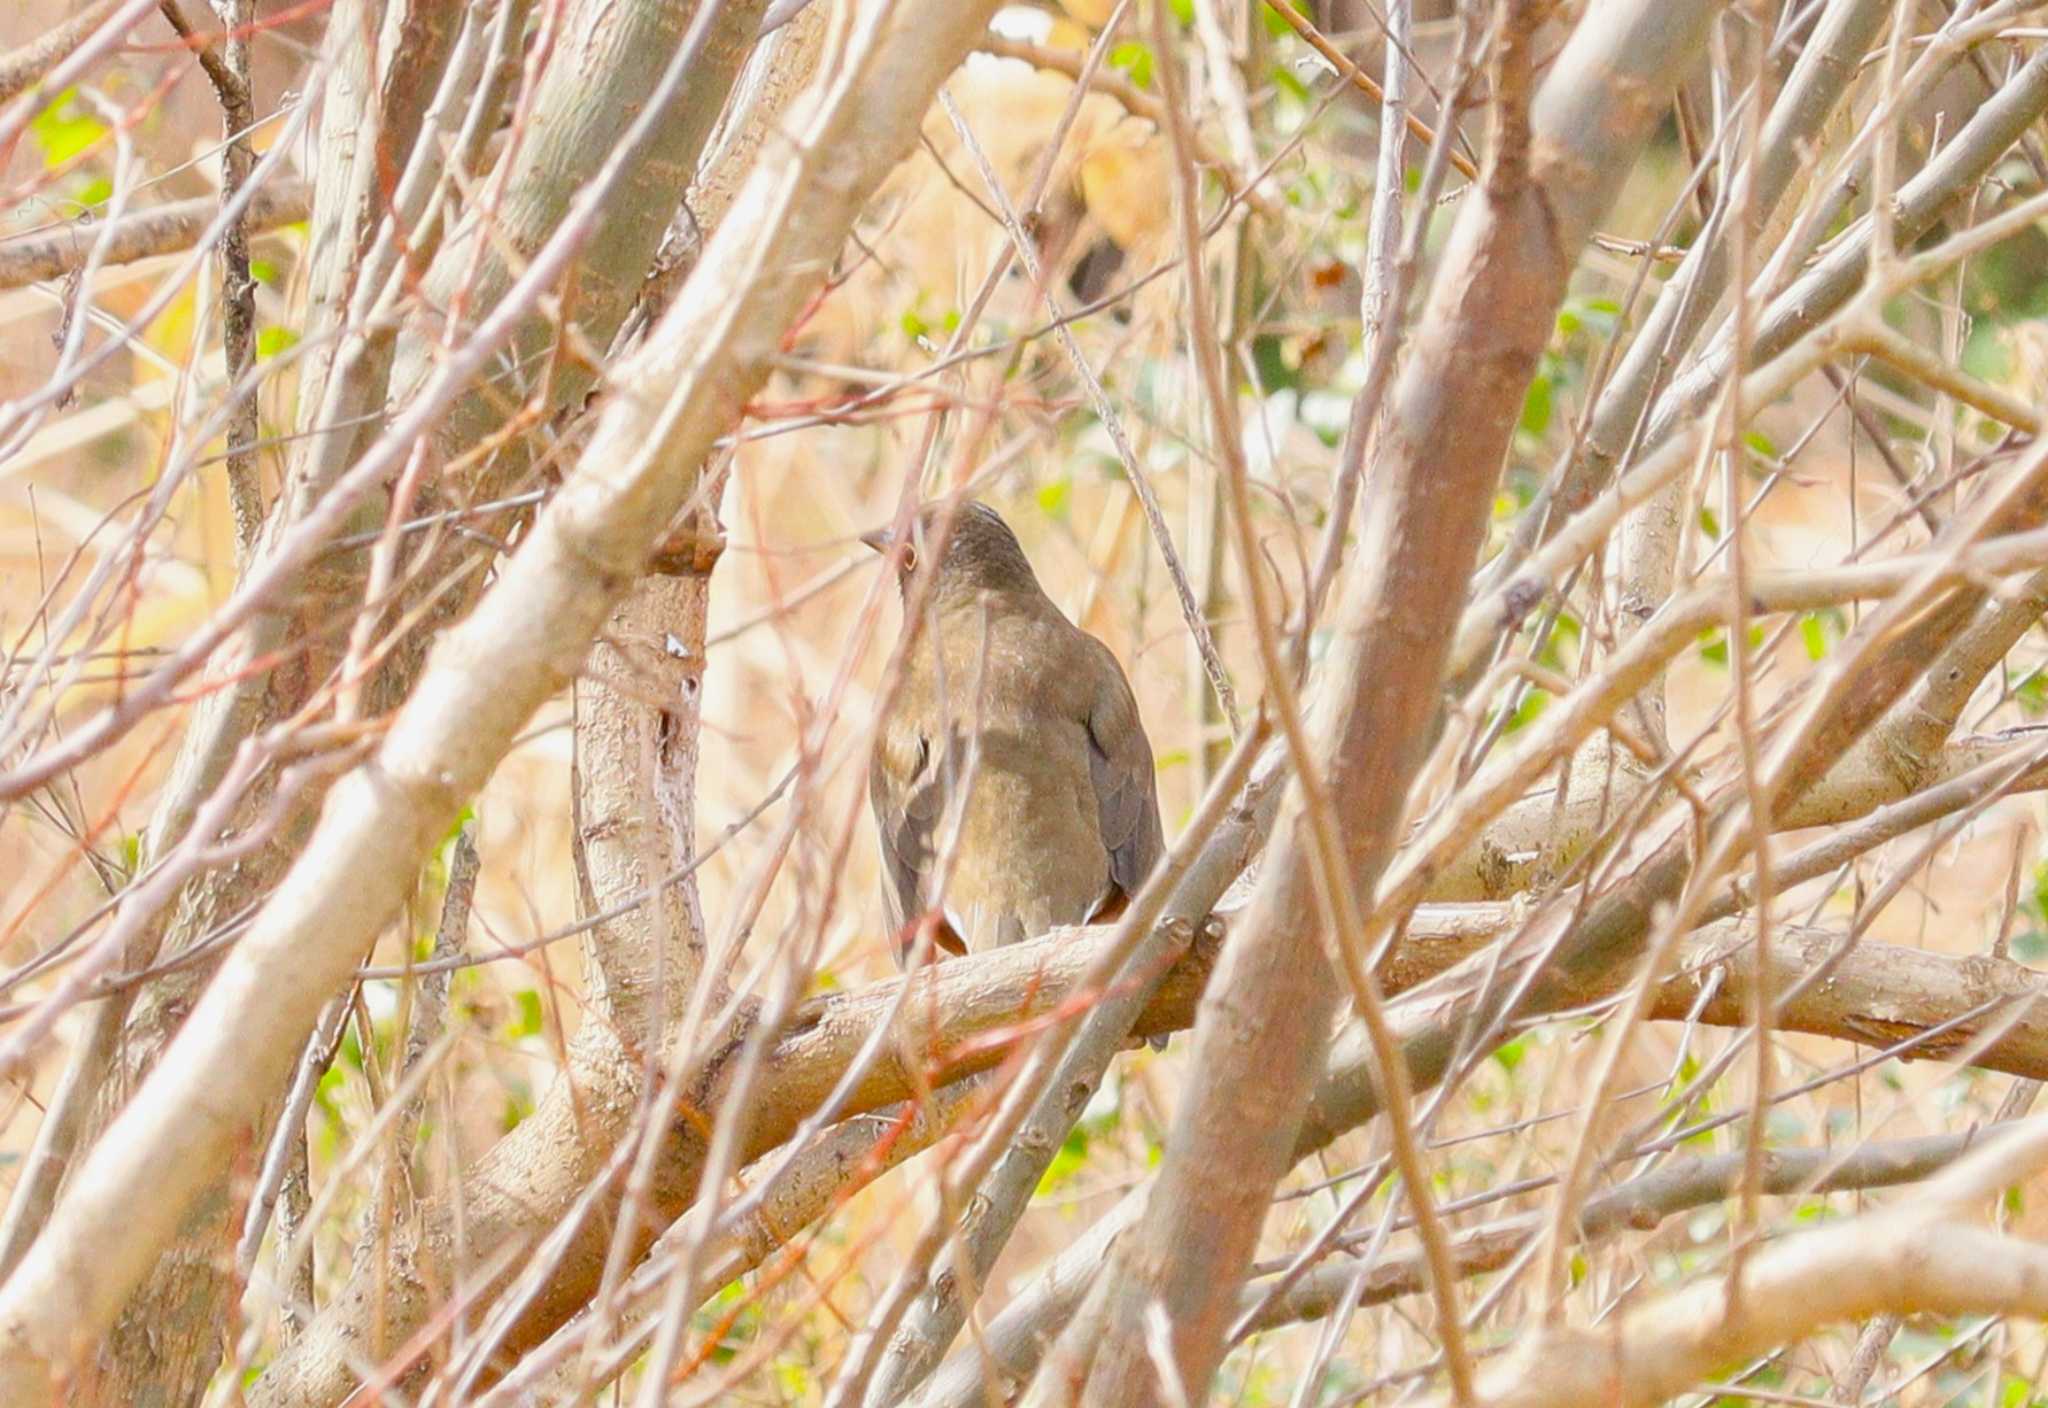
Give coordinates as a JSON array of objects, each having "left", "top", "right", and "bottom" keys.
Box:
[{"left": 871, "top": 587, "right": 1161, "bottom": 956}]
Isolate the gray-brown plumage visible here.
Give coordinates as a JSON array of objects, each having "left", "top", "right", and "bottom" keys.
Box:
[{"left": 865, "top": 500, "right": 1164, "bottom": 963}]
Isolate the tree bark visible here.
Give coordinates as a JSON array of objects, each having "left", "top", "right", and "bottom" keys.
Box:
[
  {"left": 1020, "top": 5, "right": 1721, "bottom": 1404},
  {"left": 11, "top": 1, "right": 782, "bottom": 1398},
  {"left": 0, "top": 0, "right": 1003, "bottom": 1398}
]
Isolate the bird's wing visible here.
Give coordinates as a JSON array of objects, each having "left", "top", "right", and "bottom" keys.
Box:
[
  {"left": 1083, "top": 638, "right": 1165, "bottom": 900},
  {"left": 869, "top": 723, "right": 959, "bottom": 957}
]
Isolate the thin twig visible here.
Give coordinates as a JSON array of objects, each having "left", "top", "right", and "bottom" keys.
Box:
[
  {"left": 936, "top": 88, "right": 1243, "bottom": 736},
  {"left": 0, "top": 0, "right": 128, "bottom": 107},
  {"left": 160, "top": 0, "right": 263, "bottom": 559}
]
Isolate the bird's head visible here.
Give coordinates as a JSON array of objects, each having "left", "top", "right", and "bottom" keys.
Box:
[{"left": 860, "top": 500, "right": 1043, "bottom": 601}]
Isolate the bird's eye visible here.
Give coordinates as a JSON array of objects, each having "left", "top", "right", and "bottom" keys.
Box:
[{"left": 901, "top": 545, "right": 919, "bottom": 572}]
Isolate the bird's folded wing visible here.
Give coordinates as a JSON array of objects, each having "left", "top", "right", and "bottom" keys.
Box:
[
  {"left": 1084, "top": 639, "right": 1166, "bottom": 899},
  {"left": 870, "top": 726, "right": 942, "bottom": 934}
]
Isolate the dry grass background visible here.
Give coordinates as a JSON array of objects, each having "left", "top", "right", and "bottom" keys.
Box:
[{"left": 4, "top": 2, "right": 2048, "bottom": 1399}]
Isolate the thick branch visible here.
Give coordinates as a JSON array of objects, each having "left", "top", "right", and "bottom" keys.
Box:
[
  {"left": 1507, "top": 0, "right": 1888, "bottom": 564},
  {"left": 1029, "top": 7, "right": 1719, "bottom": 1401},
  {"left": 0, "top": 181, "right": 312, "bottom": 291},
  {"left": 574, "top": 529, "right": 722, "bottom": 1050},
  {"left": 905, "top": 909, "right": 2048, "bottom": 1407},
  {"left": 0, "top": 1, "right": 1007, "bottom": 1393},
  {"left": 1242, "top": 1124, "right": 2016, "bottom": 1336},
  {"left": 1426, "top": 1121, "right": 2048, "bottom": 1408}
]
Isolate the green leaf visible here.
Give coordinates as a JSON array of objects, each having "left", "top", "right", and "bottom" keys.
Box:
[
  {"left": 1800, "top": 612, "right": 1829, "bottom": 660},
  {"left": 1268, "top": 62, "right": 1310, "bottom": 103},
  {"left": 1250, "top": 332, "right": 1303, "bottom": 393},
  {"left": 1502, "top": 687, "right": 1549, "bottom": 734},
  {"left": 1503, "top": 464, "right": 1544, "bottom": 510},
  {"left": 510, "top": 988, "right": 543, "bottom": 1039},
  {"left": 1038, "top": 1125, "right": 1092, "bottom": 1196},
  {"left": 2000, "top": 1372, "right": 2046, "bottom": 1408},
  {"left": 313, "top": 1064, "right": 346, "bottom": 1124},
  {"left": 1037, "top": 477, "right": 1072, "bottom": 520},
  {"left": 2015, "top": 665, "right": 2047, "bottom": 717},
  {"left": 692, "top": 1279, "right": 766, "bottom": 1363},
  {"left": 1564, "top": 297, "right": 1620, "bottom": 336},
  {"left": 30, "top": 90, "right": 106, "bottom": 168},
  {"left": 434, "top": 810, "right": 473, "bottom": 869},
  {"left": 1108, "top": 40, "right": 1154, "bottom": 90},
  {"left": 1492, "top": 1037, "right": 1527, "bottom": 1074},
  {"left": 256, "top": 325, "right": 299, "bottom": 360},
  {"left": 1697, "top": 623, "right": 1763, "bottom": 668},
  {"left": 1259, "top": 1, "right": 1292, "bottom": 38},
  {"left": 898, "top": 308, "right": 929, "bottom": 340},
  {"left": 249, "top": 258, "right": 279, "bottom": 285},
  {"left": 1519, "top": 373, "right": 1552, "bottom": 437},
  {"left": 72, "top": 175, "right": 112, "bottom": 209}
]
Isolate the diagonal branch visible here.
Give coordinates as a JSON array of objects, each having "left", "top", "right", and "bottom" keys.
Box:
[
  {"left": 1425, "top": 1119, "right": 2048, "bottom": 1408},
  {"left": 0, "top": 0, "right": 1008, "bottom": 1395},
  {"left": 1239, "top": 1122, "right": 2023, "bottom": 1338},
  {"left": 1024, "top": 5, "right": 1721, "bottom": 1403}
]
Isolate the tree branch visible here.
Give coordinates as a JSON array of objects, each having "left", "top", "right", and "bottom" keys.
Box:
[
  {"left": 1239, "top": 1123, "right": 2019, "bottom": 1337},
  {"left": 1024, "top": 8, "right": 1720, "bottom": 1402},
  {"left": 0, "top": 181, "right": 312, "bottom": 291},
  {"left": 1425, "top": 1120, "right": 2048, "bottom": 1408},
  {"left": 0, "top": 0, "right": 130, "bottom": 106},
  {"left": 0, "top": 0, "right": 1009, "bottom": 1395}
]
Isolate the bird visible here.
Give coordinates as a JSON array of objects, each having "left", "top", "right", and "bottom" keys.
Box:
[{"left": 864, "top": 499, "right": 1164, "bottom": 966}]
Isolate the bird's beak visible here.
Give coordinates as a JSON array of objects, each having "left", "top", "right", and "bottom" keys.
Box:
[{"left": 859, "top": 526, "right": 892, "bottom": 554}]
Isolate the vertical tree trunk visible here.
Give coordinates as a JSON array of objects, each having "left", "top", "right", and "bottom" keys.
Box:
[{"left": 1027, "top": 4, "right": 1724, "bottom": 1403}]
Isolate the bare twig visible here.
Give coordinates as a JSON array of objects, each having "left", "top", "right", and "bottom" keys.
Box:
[
  {"left": 1422, "top": 1118, "right": 2048, "bottom": 1408},
  {"left": 936, "top": 87, "right": 1244, "bottom": 738},
  {"left": 0, "top": 0, "right": 130, "bottom": 107},
  {"left": 0, "top": 182, "right": 312, "bottom": 285},
  {"left": 159, "top": 0, "right": 263, "bottom": 558}
]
